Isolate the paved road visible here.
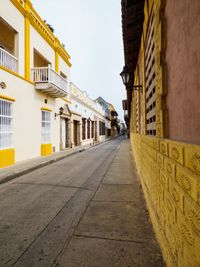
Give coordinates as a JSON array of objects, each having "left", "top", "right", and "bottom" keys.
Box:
[{"left": 0, "top": 137, "right": 163, "bottom": 267}]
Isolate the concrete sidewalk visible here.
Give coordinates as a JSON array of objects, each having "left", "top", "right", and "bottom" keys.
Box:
[
  {"left": 55, "top": 139, "right": 164, "bottom": 267},
  {"left": 0, "top": 143, "right": 96, "bottom": 185}
]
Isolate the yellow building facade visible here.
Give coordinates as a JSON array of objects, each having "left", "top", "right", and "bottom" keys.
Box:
[{"left": 121, "top": 0, "right": 200, "bottom": 266}]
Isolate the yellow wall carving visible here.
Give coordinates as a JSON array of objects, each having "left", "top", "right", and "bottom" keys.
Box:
[
  {"left": 130, "top": 0, "right": 200, "bottom": 266},
  {"left": 130, "top": 134, "right": 200, "bottom": 267}
]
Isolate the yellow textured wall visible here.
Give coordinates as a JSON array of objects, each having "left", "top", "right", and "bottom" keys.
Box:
[
  {"left": 129, "top": 0, "right": 200, "bottom": 266},
  {"left": 130, "top": 133, "right": 200, "bottom": 267}
]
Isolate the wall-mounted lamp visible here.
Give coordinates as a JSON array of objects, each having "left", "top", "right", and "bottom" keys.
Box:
[
  {"left": 120, "top": 66, "right": 142, "bottom": 93},
  {"left": 0, "top": 82, "right": 7, "bottom": 90},
  {"left": 55, "top": 107, "right": 64, "bottom": 118},
  {"left": 120, "top": 66, "right": 131, "bottom": 86}
]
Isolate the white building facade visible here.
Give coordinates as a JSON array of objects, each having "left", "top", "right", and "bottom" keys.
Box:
[
  {"left": 0, "top": 0, "right": 109, "bottom": 169},
  {"left": 0, "top": 0, "right": 71, "bottom": 167},
  {"left": 70, "top": 83, "right": 106, "bottom": 147}
]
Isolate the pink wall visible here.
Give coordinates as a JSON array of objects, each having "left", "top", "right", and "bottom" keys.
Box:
[{"left": 165, "top": 0, "right": 200, "bottom": 145}]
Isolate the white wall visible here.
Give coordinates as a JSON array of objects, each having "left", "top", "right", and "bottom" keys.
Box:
[
  {"left": 59, "top": 56, "right": 70, "bottom": 78},
  {"left": 30, "top": 25, "right": 55, "bottom": 69},
  {"left": 0, "top": 0, "right": 25, "bottom": 75},
  {"left": 0, "top": 69, "right": 68, "bottom": 161}
]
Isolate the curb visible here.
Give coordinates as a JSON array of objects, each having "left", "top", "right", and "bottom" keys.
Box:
[
  {"left": 0, "top": 147, "right": 87, "bottom": 186},
  {"left": 0, "top": 137, "right": 120, "bottom": 186}
]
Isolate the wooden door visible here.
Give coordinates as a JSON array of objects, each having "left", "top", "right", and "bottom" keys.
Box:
[{"left": 73, "top": 121, "right": 78, "bottom": 146}]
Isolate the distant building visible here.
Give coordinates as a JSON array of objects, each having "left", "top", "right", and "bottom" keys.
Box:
[
  {"left": 96, "top": 97, "right": 120, "bottom": 138},
  {"left": 95, "top": 97, "right": 111, "bottom": 138},
  {"left": 70, "top": 83, "right": 106, "bottom": 147},
  {"left": 109, "top": 104, "right": 119, "bottom": 137}
]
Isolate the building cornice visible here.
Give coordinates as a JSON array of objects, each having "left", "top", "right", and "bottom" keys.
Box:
[
  {"left": 71, "top": 94, "right": 105, "bottom": 118},
  {"left": 10, "top": 0, "right": 72, "bottom": 67}
]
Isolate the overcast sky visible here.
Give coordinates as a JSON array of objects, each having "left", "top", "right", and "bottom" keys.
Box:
[{"left": 31, "top": 0, "right": 126, "bottom": 120}]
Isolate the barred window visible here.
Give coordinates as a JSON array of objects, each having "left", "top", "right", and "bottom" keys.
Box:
[
  {"left": 0, "top": 99, "right": 13, "bottom": 149},
  {"left": 145, "top": 10, "right": 156, "bottom": 136},
  {"left": 41, "top": 110, "right": 51, "bottom": 143}
]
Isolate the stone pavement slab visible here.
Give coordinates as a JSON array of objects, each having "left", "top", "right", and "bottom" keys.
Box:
[
  {"left": 0, "top": 143, "right": 92, "bottom": 185},
  {"left": 0, "top": 183, "right": 76, "bottom": 266},
  {"left": 57, "top": 236, "right": 163, "bottom": 267},
  {"left": 56, "top": 139, "right": 164, "bottom": 267},
  {"left": 75, "top": 201, "right": 154, "bottom": 242},
  {"left": 93, "top": 184, "right": 140, "bottom": 202}
]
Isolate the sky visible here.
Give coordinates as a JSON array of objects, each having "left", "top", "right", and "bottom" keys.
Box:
[{"left": 31, "top": 0, "right": 126, "bottom": 120}]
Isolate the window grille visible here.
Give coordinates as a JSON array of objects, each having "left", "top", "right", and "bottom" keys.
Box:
[
  {"left": 0, "top": 99, "right": 13, "bottom": 149},
  {"left": 145, "top": 10, "right": 156, "bottom": 136},
  {"left": 41, "top": 110, "right": 51, "bottom": 143}
]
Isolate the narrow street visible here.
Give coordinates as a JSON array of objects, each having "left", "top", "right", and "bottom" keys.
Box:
[{"left": 0, "top": 137, "right": 163, "bottom": 267}]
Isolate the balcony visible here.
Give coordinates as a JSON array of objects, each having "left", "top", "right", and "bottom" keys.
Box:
[
  {"left": 31, "top": 65, "right": 68, "bottom": 98},
  {"left": 0, "top": 47, "right": 18, "bottom": 73}
]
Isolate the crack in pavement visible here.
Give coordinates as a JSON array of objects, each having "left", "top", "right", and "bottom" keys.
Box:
[
  {"left": 14, "top": 182, "right": 93, "bottom": 192},
  {"left": 11, "top": 140, "right": 121, "bottom": 267},
  {"left": 73, "top": 234, "right": 146, "bottom": 244}
]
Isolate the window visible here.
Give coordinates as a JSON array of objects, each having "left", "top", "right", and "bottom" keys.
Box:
[
  {"left": 91, "top": 121, "right": 94, "bottom": 138},
  {"left": 87, "top": 120, "right": 90, "bottom": 139},
  {"left": 99, "top": 121, "right": 102, "bottom": 135},
  {"left": 99, "top": 121, "right": 105, "bottom": 136},
  {"left": 0, "top": 99, "right": 13, "bottom": 149},
  {"left": 145, "top": 10, "right": 156, "bottom": 136},
  {"left": 102, "top": 122, "right": 105, "bottom": 135},
  {"left": 41, "top": 110, "right": 51, "bottom": 143},
  {"left": 82, "top": 118, "right": 86, "bottom": 140}
]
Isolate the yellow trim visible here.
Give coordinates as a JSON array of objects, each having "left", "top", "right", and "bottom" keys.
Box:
[
  {"left": 41, "top": 107, "right": 52, "bottom": 112},
  {"left": 10, "top": 0, "right": 72, "bottom": 67},
  {"left": 0, "top": 149, "right": 15, "bottom": 168},
  {"left": 55, "top": 39, "right": 59, "bottom": 72},
  {"left": 0, "top": 66, "right": 34, "bottom": 84},
  {"left": 55, "top": 51, "right": 59, "bottom": 72},
  {"left": 24, "top": 1, "right": 31, "bottom": 80},
  {"left": 41, "top": 144, "right": 52, "bottom": 156},
  {"left": 61, "top": 97, "right": 71, "bottom": 104},
  {"left": 10, "top": 0, "right": 26, "bottom": 16},
  {"left": 0, "top": 94, "right": 16, "bottom": 102}
]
